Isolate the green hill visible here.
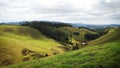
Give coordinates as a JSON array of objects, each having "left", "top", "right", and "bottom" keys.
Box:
[
  {"left": 88, "top": 27, "right": 120, "bottom": 45},
  {"left": 20, "top": 21, "right": 99, "bottom": 45},
  {"left": 5, "top": 40, "right": 120, "bottom": 68},
  {"left": 58, "top": 27, "right": 98, "bottom": 43},
  {"left": 0, "top": 25, "right": 65, "bottom": 66}
]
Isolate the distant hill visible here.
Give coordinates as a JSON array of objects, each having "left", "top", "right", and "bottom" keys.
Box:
[
  {"left": 70, "top": 23, "right": 120, "bottom": 29},
  {"left": 1, "top": 21, "right": 120, "bottom": 29}
]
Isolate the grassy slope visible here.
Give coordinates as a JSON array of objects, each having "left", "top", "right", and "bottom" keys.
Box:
[
  {"left": 5, "top": 40, "right": 120, "bottom": 68},
  {"left": 88, "top": 27, "right": 120, "bottom": 45},
  {"left": 59, "top": 27, "right": 98, "bottom": 43},
  {"left": 0, "top": 25, "right": 64, "bottom": 66}
]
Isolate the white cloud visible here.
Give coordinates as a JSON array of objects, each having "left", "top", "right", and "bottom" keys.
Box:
[{"left": 0, "top": 0, "right": 120, "bottom": 24}]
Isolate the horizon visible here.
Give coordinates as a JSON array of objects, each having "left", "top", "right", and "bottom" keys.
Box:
[
  {"left": 0, "top": 0, "right": 120, "bottom": 24},
  {"left": 0, "top": 20, "right": 120, "bottom": 25}
]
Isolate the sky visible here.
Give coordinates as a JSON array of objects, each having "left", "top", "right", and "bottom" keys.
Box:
[{"left": 0, "top": 0, "right": 120, "bottom": 24}]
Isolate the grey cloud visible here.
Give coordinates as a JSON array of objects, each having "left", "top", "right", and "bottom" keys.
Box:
[
  {"left": 110, "top": 12, "right": 120, "bottom": 19},
  {"left": 0, "top": 0, "right": 119, "bottom": 24},
  {"left": 91, "top": 0, "right": 120, "bottom": 20},
  {"left": 96, "top": 0, "right": 120, "bottom": 10}
]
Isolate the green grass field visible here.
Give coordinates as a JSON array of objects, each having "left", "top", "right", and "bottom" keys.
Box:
[
  {"left": 0, "top": 25, "right": 64, "bottom": 66},
  {"left": 5, "top": 40, "right": 120, "bottom": 68}
]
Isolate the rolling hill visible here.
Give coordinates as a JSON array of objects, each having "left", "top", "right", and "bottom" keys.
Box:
[
  {"left": 58, "top": 27, "right": 98, "bottom": 44},
  {"left": 0, "top": 25, "right": 65, "bottom": 66},
  {"left": 20, "top": 21, "right": 99, "bottom": 45},
  {"left": 88, "top": 27, "right": 120, "bottom": 45}
]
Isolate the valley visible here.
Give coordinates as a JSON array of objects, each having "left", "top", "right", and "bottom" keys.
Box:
[{"left": 0, "top": 21, "right": 120, "bottom": 68}]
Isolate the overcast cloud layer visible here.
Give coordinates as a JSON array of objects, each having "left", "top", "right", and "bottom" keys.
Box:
[{"left": 0, "top": 0, "right": 120, "bottom": 24}]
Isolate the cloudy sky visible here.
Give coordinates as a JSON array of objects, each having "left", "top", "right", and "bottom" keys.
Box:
[{"left": 0, "top": 0, "right": 120, "bottom": 24}]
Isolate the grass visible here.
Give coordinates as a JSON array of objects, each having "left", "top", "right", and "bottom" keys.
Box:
[
  {"left": 59, "top": 27, "right": 98, "bottom": 42},
  {"left": 0, "top": 25, "right": 64, "bottom": 66},
  {"left": 5, "top": 40, "right": 120, "bottom": 68},
  {"left": 89, "top": 27, "right": 120, "bottom": 45}
]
